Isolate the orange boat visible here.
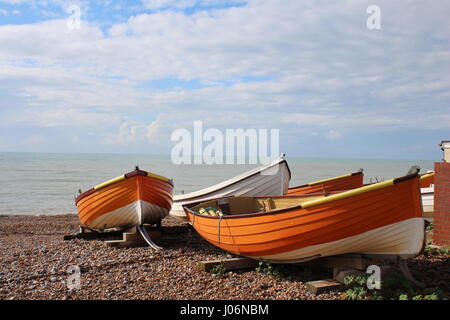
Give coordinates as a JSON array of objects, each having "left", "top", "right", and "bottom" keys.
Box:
[
  {"left": 420, "top": 171, "right": 434, "bottom": 188},
  {"left": 287, "top": 169, "right": 364, "bottom": 195},
  {"left": 184, "top": 172, "right": 424, "bottom": 263},
  {"left": 75, "top": 167, "right": 173, "bottom": 231}
]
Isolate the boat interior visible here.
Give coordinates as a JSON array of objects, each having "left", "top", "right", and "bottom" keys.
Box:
[{"left": 189, "top": 195, "right": 324, "bottom": 216}]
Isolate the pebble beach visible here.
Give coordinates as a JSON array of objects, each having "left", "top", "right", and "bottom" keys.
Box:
[{"left": 0, "top": 214, "right": 448, "bottom": 300}]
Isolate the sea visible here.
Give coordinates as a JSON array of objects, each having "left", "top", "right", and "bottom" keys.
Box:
[{"left": 0, "top": 152, "right": 436, "bottom": 215}]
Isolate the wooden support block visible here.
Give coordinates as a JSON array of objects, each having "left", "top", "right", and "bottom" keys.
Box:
[
  {"left": 105, "top": 230, "right": 161, "bottom": 248},
  {"left": 123, "top": 231, "right": 162, "bottom": 242},
  {"left": 305, "top": 279, "right": 344, "bottom": 294},
  {"left": 197, "top": 257, "right": 259, "bottom": 272}
]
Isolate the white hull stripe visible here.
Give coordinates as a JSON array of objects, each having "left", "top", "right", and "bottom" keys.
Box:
[
  {"left": 258, "top": 218, "right": 425, "bottom": 263},
  {"left": 88, "top": 200, "right": 169, "bottom": 230}
]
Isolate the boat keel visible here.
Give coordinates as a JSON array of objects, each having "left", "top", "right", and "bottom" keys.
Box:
[{"left": 137, "top": 224, "right": 163, "bottom": 250}]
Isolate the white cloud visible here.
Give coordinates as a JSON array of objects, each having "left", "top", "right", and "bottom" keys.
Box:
[
  {"left": 326, "top": 130, "right": 342, "bottom": 141},
  {"left": 0, "top": 0, "right": 28, "bottom": 3},
  {"left": 0, "top": 1, "right": 449, "bottom": 156},
  {"left": 141, "top": 0, "right": 196, "bottom": 10},
  {"left": 14, "top": 108, "right": 122, "bottom": 128},
  {"left": 140, "top": 0, "right": 244, "bottom": 10},
  {"left": 0, "top": 9, "right": 8, "bottom": 15},
  {"left": 102, "top": 119, "right": 163, "bottom": 145}
]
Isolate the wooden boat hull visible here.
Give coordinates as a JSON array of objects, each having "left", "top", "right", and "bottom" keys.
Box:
[
  {"left": 76, "top": 170, "right": 173, "bottom": 231},
  {"left": 420, "top": 172, "right": 434, "bottom": 188},
  {"left": 420, "top": 172, "right": 434, "bottom": 214},
  {"left": 184, "top": 174, "right": 424, "bottom": 263},
  {"left": 170, "top": 157, "right": 291, "bottom": 220},
  {"left": 287, "top": 170, "right": 364, "bottom": 195},
  {"left": 290, "top": 170, "right": 433, "bottom": 216},
  {"left": 421, "top": 186, "right": 434, "bottom": 214}
]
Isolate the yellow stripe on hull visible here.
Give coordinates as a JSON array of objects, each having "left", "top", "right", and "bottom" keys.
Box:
[
  {"left": 308, "top": 173, "right": 353, "bottom": 186},
  {"left": 301, "top": 179, "right": 394, "bottom": 209}
]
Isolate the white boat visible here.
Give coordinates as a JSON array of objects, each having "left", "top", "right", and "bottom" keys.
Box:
[
  {"left": 169, "top": 155, "right": 291, "bottom": 220},
  {"left": 421, "top": 185, "right": 434, "bottom": 215},
  {"left": 419, "top": 171, "right": 434, "bottom": 216}
]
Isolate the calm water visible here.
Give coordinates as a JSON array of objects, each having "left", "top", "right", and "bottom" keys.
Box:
[{"left": 0, "top": 152, "right": 435, "bottom": 215}]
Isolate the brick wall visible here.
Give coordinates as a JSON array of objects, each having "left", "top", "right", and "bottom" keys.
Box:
[{"left": 433, "top": 162, "right": 450, "bottom": 245}]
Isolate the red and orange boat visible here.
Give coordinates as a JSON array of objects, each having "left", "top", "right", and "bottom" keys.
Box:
[
  {"left": 75, "top": 167, "right": 173, "bottom": 231},
  {"left": 287, "top": 169, "right": 364, "bottom": 195},
  {"left": 420, "top": 171, "right": 434, "bottom": 188},
  {"left": 183, "top": 172, "right": 424, "bottom": 263}
]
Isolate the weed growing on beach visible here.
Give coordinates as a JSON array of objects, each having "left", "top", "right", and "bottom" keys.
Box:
[
  {"left": 342, "top": 270, "right": 447, "bottom": 300},
  {"left": 255, "top": 261, "right": 329, "bottom": 282},
  {"left": 210, "top": 262, "right": 226, "bottom": 277},
  {"left": 342, "top": 274, "right": 369, "bottom": 300},
  {"left": 424, "top": 246, "right": 450, "bottom": 258},
  {"left": 398, "top": 287, "right": 445, "bottom": 300},
  {"left": 256, "top": 261, "right": 284, "bottom": 279}
]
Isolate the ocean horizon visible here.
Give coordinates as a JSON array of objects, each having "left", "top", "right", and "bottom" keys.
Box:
[{"left": 0, "top": 151, "right": 436, "bottom": 215}]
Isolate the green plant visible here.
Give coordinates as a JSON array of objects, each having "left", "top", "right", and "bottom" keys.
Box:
[
  {"left": 423, "top": 245, "right": 450, "bottom": 258},
  {"left": 421, "top": 287, "right": 446, "bottom": 300},
  {"left": 342, "top": 273, "right": 370, "bottom": 300},
  {"left": 256, "top": 261, "right": 284, "bottom": 279},
  {"left": 342, "top": 269, "right": 448, "bottom": 300},
  {"left": 210, "top": 262, "right": 226, "bottom": 277}
]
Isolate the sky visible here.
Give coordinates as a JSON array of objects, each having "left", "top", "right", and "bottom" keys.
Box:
[{"left": 0, "top": 0, "right": 449, "bottom": 160}]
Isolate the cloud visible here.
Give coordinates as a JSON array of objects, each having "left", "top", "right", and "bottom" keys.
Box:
[
  {"left": 0, "top": 0, "right": 28, "bottom": 3},
  {"left": 0, "top": 1, "right": 449, "bottom": 158},
  {"left": 102, "top": 119, "right": 163, "bottom": 145},
  {"left": 5, "top": 107, "right": 122, "bottom": 128},
  {"left": 141, "top": 0, "right": 196, "bottom": 10},
  {"left": 326, "top": 130, "right": 342, "bottom": 141},
  {"left": 140, "top": 0, "right": 245, "bottom": 10}
]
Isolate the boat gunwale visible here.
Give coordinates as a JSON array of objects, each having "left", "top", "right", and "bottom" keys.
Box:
[
  {"left": 288, "top": 170, "right": 363, "bottom": 190},
  {"left": 75, "top": 169, "right": 174, "bottom": 205},
  {"left": 177, "top": 189, "right": 346, "bottom": 212},
  {"left": 183, "top": 173, "right": 419, "bottom": 220}
]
